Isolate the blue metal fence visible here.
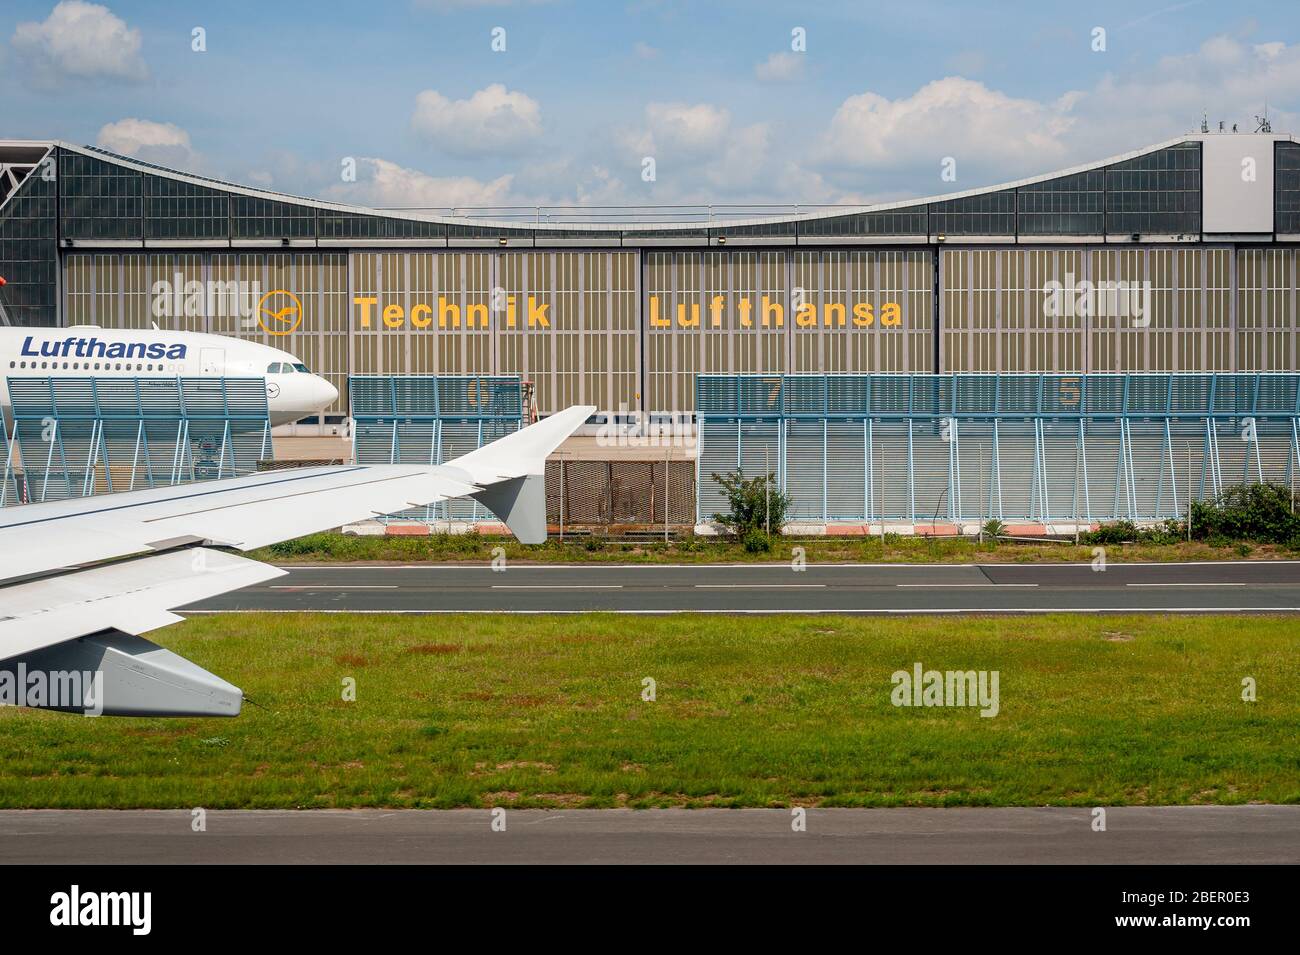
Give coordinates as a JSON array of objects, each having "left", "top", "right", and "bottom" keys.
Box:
[
  {"left": 696, "top": 374, "right": 1300, "bottom": 525},
  {"left": 2, "top": 377, "right": 271, "bottom": 505},
  {"left": 350, "top": 375, "right": 525, "bottom": 523}
]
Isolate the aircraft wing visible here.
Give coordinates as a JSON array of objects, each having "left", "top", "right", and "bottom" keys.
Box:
[{"left": 0, "top": 404, "right": 593, "bottom": 716}]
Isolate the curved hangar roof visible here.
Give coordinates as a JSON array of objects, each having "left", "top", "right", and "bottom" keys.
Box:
[{"left": 3, "top": 132, "right": 1300, "bottom": 247}]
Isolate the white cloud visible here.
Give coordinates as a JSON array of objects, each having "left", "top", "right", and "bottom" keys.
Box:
[
  {"left": 1255, "top": 41, "right": 1286, "bottom": 61},
  {"left": 755, "top": 52, "right": 803, "bottom": 82},
  {"left": 11, "top": 1, "right": 147, "bottom": 88},
  {"left": 642, "top": 102, "right": 731, "bottom": 156},
  {"left": 706, "top": 121, "right": 772, "bottom": 191},
  {"left": 97, "top": 119, "right": 198, "bottom": 169},
  {"left": 410, "top": 84, "right": 543, "bottom": 157},
  {"left": 633, "top": 41, "right": 660, "bottom": 60},
  {"left": 323, "top": 157, "right": 516, "bottom": 210},
  {"left": 142, "top": 28, "right": 1300, "bottom": 212},
  {"left": 604, "top": 102, "right": 787, "bottom": 201},
  {"left": 817, "top": 76, "right": 1075, "bottom": 180},
  {"left": 1078, "top": 35, "right": 1300, "bottom": 150},
  {"left": 807, "top": 34, "right": 1300, "bottom": 197}
]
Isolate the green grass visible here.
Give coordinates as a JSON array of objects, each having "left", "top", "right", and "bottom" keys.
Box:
[
  {"left": 250, "top": 530, "right": 1300, "bottom": 565},
  {"left": 2, "top": 613, "right": 1297, "bottom": 809}
]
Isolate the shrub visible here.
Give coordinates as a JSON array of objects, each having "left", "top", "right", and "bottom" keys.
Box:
[
  {"left": 1140, "top": 519, "right": 1185, "bottom": 546},
  {"left": 1080, "top": 520, "right": 1140, "bottom": 545},
  {"left": 1189, "top": 483, "right": 1300, "bottom": 544},
  {"left": 742, "top": 529, "right": 772, "bottom": 553},
  {"left": 431, "top": 529, "right": 482, "bottom": 554},
  {"left": 710, "top": 470, "right": 792, "bottom": 537},
  {"left": 1073, "top": 484, "right": 1299, "bottom": 547},
  {"left": 982, "top": 518, "right": 1006, "bottom": 539}
]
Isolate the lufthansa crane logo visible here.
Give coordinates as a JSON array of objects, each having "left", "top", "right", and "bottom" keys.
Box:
[{"left": 256, "top": 289, "right": 303, "bottom": 336}]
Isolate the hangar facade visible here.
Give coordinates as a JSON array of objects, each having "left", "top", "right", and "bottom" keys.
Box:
[{"left": 3, "top": 132, "right": 1300, "bottom": 428}]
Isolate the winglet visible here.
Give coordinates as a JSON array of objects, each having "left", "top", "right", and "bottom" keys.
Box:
[
  {"left": 449, "top": 405, "right": 594, "bottom": 543},
  {"left": 447, "top": 404, "right": 594, "bottom": 485},
  {"left": 470, "top": 474, "right": 547, "bottom": 543}
]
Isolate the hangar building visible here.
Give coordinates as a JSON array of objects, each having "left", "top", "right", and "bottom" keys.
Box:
[
  {"left": 3, "top": 132, "right": 1299, "bottom": 529},
  {"left": 1, "top": 132, "right": 1298, "bottom": 419}
]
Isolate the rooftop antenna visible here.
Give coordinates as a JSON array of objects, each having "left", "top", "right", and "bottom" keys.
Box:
[
  {"left": 1256, "top": 104, "right": 1272, "bottom": 134},
  {"left": 1200, "top": 112, "right": 1209, "bottom": 134}
]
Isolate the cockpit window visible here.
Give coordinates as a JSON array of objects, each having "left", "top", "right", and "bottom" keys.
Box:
[
  {"left": 293, "top": 363, "right": 309, "bottom": 373},
  {"left": 267, "top": 362, "right": 286, "bottom": 373}
]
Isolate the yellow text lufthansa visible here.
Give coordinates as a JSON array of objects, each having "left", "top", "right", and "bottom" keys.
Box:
[{"left": 649, "top": 295, "right": 902, "bottom": 329}]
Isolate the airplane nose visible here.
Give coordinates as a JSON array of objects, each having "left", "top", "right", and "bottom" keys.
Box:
[{"left": 316, "top": 376, "right": 339, "bottom": 409}]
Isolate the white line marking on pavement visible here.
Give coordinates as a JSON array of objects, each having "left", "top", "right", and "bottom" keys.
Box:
[
  {"left": 896, "top": 583, "right": 1038, "bottom": 588},
  {"left": 269, "top": 585, "right": 397, "bottom": 590},
  {"left": 1126, "top": 582, "right": 1248, "bottom": 587},
  {"left": 490, "top": 585, "right": 624, "bottom": 589},
  {"left": 694, "top": 584, "right": 826, "bottom": 589}
]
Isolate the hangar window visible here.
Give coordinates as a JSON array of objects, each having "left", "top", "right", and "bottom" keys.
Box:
[
  {"left": 143, "top": 172, "right": 229, "bottom": 240},
  {"left": 59, "top": 150, "right": 143, "bottom": 241},
  {"left": 930, "top": 189, "right": 1016, "bottom": 235},
  {"left": 1017, "top": 171, "right": 1104, "bottom": 235},
  {"left": 1104, "top": 142, "right": 1201, "bottom": 234},
  {"left": 1276, "top": 142, "right": 1300, "bottom": 234},
  {"left": 799, "top": 205, "right": 928, "bottom": 237},
  {"left": 232, "top": 195, "right": 317, "bottom": 239}
]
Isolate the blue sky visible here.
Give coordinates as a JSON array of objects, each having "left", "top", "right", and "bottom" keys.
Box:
[{"left": 1, "top": 0, "right": 1297, "bottom": 209}]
